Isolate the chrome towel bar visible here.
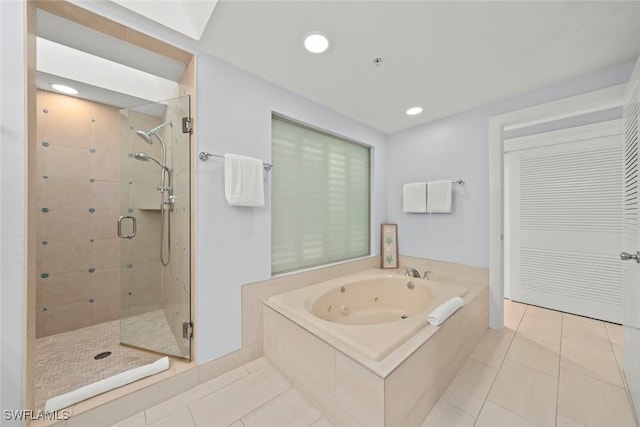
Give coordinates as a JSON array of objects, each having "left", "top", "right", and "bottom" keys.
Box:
[{"left": 199, "top": 152, "right": 273, "bottom": 171}]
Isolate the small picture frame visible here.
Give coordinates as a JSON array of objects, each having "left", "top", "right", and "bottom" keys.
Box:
[{"left": 381, "top": 223, "right": 399, "bottom": 269}]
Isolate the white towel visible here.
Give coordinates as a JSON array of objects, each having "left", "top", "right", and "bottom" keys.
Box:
[
  {"left": 402, "top": 182, "right": 427, "bottom": 213},
  {"left": 426, "top": 180, "right": 452, "bottom": 213},
  {"left": 45, "top": 356, "right": 169, "bottom": 412},
  {"left": 224, "top": 154, "right": 265, "bottom": 207},
  {"left": 427, "top": 296, "right": 464, "bottom": 326}
]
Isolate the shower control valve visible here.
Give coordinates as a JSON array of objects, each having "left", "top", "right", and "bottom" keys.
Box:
[{"left": 157, "top": 185, "right": 173, "bottom": 193}]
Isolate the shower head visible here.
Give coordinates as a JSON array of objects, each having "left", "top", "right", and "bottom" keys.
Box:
[
  {"left": 133, "top": 152, "right": 169, "bottom": 171},
  {"left": 136, "top": 130, "right": 153, "bottom": 144},
  {"left": 148, "top": 121, "right": 172, "bottom": 135},
  {"left": 135, "top": 121, "right": 172, "bottom": 145}
]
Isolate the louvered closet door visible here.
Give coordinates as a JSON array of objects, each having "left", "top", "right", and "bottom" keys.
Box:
[
  {"left": 622, "top": 60, "right": 640, "bottom": 418},
  {"left": 506, "top": 120, "right": 624, "bottom": 323}
]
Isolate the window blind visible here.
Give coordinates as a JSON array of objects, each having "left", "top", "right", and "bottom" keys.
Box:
[{"left": 271, "top": 116, "right": 370, "bottom": 274}]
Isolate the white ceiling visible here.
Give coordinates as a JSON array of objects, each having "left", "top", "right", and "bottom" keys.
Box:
[
  {"left": 198, "top": 1, "right": 640, "bottom": 133},
  {"left": 51, "top": 1, "right": 640, "bottom": 133},
  {"left": 112, "top": 0, "right": 218, "bottom": 40}
]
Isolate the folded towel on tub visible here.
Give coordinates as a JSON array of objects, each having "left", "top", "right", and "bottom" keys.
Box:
[{"left": 427, "top": 296, "right": 464, "bottom": 326}]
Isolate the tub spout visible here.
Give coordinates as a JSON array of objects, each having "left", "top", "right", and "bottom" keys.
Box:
[{"left": 404, "top": 267, "right": 420, "bottom": 278}]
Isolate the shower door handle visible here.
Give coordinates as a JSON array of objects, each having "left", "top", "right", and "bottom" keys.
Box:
[{"left": 117, "top": 216, "right": 136, "bottom": 239}]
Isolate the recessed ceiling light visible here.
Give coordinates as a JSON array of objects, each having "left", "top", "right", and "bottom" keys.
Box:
[
  {"left": 406, "top": 107, "right": 423, "bottom": 116},
  {"left": 51, "top": 83, "right": 78, "bottom": 95},
  {"left": 304, "top": 32, "right": 329, "bottom": 54}
]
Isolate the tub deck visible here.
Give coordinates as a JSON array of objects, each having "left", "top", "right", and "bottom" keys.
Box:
[{"left": 266, "top": 271, "right": 467, "bottom": 363}]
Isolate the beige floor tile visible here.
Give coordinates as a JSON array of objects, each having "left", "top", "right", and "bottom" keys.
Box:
[
  {"left": 504, "top": 299, "right": 527, "bottom": 320},
  {"left": 310, "top": 417, "right": 335, "bottom": 427},
  {"left": 562, "top": 318, "right": 611, "bottom": 351},
  {"left": 475, "top": 401, "right": 537, "bottom": 427},
  {"left": 488, "top": 359, "right": 557, "bottom": 427},
  {"left": 242, "top": 389, "right": 321, "bottom": 427},
  {"left": 556, "top": 414, "right": 587, "bottom": 427},
  {"left": 228, "top": 422, "right": 244, "bottom": 427},
  {"left": 612, "top": 343, "right": 624, "bottom": 371},
  {"left": 189, "top": 365, "right": 291, "bottom": 427},
  {"left": 524, "top": 305, "right": 563, "bottom": 323},
  {"left": 561, "top": 338, "right": 623, "bottom": 387},
  {"left": 470, "top": 328, "right": 514, "bottom": 368},
  {"left": 562, "top": 312, "right": 605, "bottom": 327},
  {"left": 504, "top": 299, "right": 527, "bottom": 331},
  {"left": 244, "top": 357, "right": 269, "bottom": 373},
  {"left": 558, "top": 368, "right": 636, "bottom": 427},
  {"left": 109, "top": 412, "right": 146, "bottom": 427},
  {"left": 506, "top": 333, "right": 560, "bottom": 377},
  {"left": 517, "top": 311, "right": 562, "bottom": 345},
  {"left": 145, "top": 366, "right": 249, "bottom": 423},
  {"left": 442, "top": 358, "right": 498, "bottom": 417},
  {"left": 605, "top": 322, "right": 624, "bottom": 346},
  {"left": 147, "top": 407, "right": 194, "bottom": 427},
  {"left": 420, "top": 398, "right": 475, "bottom": 427},
  {"left": 504, "top": 314, "right": 522, "bottom": 332}
]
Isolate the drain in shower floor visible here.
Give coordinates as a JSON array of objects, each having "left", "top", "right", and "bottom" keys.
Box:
[{"left": 94, "top": 351, "right": 112, "bottom": 360}]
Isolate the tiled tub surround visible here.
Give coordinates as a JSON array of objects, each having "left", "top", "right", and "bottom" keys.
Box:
[{"left": 263, "top": 268, "right": 489, "bottom": 427}]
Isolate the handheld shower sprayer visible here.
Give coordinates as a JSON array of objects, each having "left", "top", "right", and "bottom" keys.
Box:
[{"left": 133, "top": 152, "right": 169, "bottom": 172}]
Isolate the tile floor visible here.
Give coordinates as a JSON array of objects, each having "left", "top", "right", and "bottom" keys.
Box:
[
  {"left": 108, "top": 300, "right": 638, "bottom": 427},
  {"left": 423, "top": 300, "right": 636, "bottom": 427},
  {"left": 36, "top": 310, "right": 182, "bottom": 411}
]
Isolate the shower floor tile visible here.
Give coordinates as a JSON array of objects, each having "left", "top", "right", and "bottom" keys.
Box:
[{"left": 35, "top": 310, "right": 181, "bottom": 411}]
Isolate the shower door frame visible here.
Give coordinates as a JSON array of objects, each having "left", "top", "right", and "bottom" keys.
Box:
[{"left": 118, "top": 95, "right": 193, "bottom": 361}]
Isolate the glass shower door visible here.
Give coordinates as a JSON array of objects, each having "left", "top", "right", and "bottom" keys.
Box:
[{"left": 118, "top": 95, "right": 191, "bottom": 359}]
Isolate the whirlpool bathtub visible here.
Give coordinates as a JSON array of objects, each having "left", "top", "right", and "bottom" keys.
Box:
[{"left": 266, "top": 270, "right": 468, "bottom": 362}]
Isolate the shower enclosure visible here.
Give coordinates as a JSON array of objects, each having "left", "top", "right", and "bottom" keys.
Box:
[{"left": 118, "top": 95, "right": 192, "bottom": 359}]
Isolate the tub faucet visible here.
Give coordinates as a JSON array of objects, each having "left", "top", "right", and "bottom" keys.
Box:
[{"left": 404, "top": 267, "right": 420, "bottom": 278}]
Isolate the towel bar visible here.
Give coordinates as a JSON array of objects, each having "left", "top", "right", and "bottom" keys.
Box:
[{"left": 199, "top": 152, "right": 272, "bottom": 171}]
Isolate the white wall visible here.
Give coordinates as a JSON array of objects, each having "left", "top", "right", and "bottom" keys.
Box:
[
  {"left": 195, "top": 54, "right": 388, "bottom": 362},
  {"left": 0, "top": 0, "right": 26, "bottom": 424},
  {"left": 387, "top": 61, "right": 635, "bottom": 268}
]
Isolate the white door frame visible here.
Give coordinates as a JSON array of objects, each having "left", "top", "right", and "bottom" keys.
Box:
[{"left": 488, "top": 83, "right": 625, "bottom": 329}]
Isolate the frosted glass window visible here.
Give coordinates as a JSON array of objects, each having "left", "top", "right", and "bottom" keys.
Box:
[{"left": 271, "top": 116, "right": 370, "bottom": 274}]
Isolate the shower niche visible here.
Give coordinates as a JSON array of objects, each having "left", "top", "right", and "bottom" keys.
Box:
[{"left": 119, "top": 95, "right": 191, "bottom": 359}]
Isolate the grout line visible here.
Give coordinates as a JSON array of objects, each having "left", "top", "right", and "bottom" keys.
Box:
[
  {"left": 308, "top": 414, "right": 324, "bottom": 427},
  {"left": 555, "top": 309, "right": 563, "bottom": 427},
  {"left": 440, "top": 395, "right": 478, "bottom": 420},
  {"left": 505, "top": 357, "right": 558, "bottom": 381},
  {"left": 233, "top": 385, "right": 293, "bottom": 425},
  {"left": 560, "top": 364, "right": 626, "bottom": 390},
  {"left": 176, "top": 365, "right": 251, "bottom": 410},
  {"left": 187, "top": 405, "right": 197, "bottom": 427},
  {"left": 471, "top": 310, "right": 518, "bottom": 427}
]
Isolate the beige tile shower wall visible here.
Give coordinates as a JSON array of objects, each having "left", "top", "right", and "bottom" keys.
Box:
[
  {"left": 36, "top": 90, "right": 122, "bottom": 337},
  {"left": 121, "top": 110, "right": 164, "bottom": 320}
]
